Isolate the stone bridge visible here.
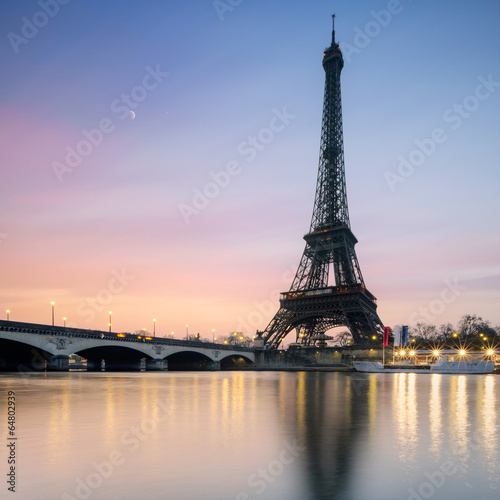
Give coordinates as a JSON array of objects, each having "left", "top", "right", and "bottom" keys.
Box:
[{"left": 0, "top": 320, "right": 255, "bottom": 371}]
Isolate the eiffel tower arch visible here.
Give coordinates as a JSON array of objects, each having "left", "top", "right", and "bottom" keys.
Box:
[{"left": 261, "top": 16, "right": 384, "bottom": 348}]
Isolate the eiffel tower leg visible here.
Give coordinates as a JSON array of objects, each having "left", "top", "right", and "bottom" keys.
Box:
[{"left": 263, "top": 307, "right": 296, "bottom": 348}]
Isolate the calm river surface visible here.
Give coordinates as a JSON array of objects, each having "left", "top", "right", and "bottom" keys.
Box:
[{"left": 1, "top": 371, "right": 498, "bottom": 500}]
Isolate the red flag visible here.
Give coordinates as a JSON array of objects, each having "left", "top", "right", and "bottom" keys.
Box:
[{"left": 383, "top": 327, "right": 390, "bottom": 347}]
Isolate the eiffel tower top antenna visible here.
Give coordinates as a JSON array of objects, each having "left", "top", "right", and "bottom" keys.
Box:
[{"left": 331, "top": 14, "right": 337, "bottom": 45}]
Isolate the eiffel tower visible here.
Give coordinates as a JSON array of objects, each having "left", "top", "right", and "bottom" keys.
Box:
[{"left": 261, "top": 15, "right": 384, "bottom": 348}]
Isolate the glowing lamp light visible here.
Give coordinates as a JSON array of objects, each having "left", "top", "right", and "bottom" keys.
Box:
[
  {"left": 399, "top": 350, "right": 405, "bottom": 356},
  {"left": 452, "top": 333, "right": 458, "bottom": 338},
  {"left": 433, "top": 350, "right": 440, "bottom": 357},
  {"left": 410, "top": 351, "right": 415, "bottom": 356},
  {"left": 487, "top": 350, "right": 494, "bottom": 356},
  {"left": 459, "top": 350, "right": 466, "bottom": 356}
]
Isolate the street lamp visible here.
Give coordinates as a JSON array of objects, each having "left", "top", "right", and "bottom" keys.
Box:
[
  {"left": 63, "top": 317, "right": 67, "bottom": 327},
  {"left": 108, "top": 311, "right": 112, "bottom": 333},
  {"left": 171, "top": 331, "right": 174, "bottom": 339},
  {"left": 51, "top": 302, "right": 55, "bottom": 326},
  {"left": 186, "top": 324, "right": 189, "bottom": 340},
  {"left": 153, "top": 318, "right": 156, "bottom": 337},
  {"left": 212, "top": 328, "right": 215, "bottom": 343},
  {"left": 6, "top": 309, "right": 10, "bottom": 321}
]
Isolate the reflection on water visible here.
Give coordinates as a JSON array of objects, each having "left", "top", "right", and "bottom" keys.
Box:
[
  {"left": 450, "top": 376, "right": 470, "bottom": 466},
  {"left": 480, "top": 377, "right": 498, "bottom": 466},
  {"left": 393, "top": 373, "right": 419, "bottom": 464},
  {"left": 0, "top": 372, "right": 498, "bottom": 500},
  {"left": 429, "top": 374, "right": 442, "bottom": 457}
]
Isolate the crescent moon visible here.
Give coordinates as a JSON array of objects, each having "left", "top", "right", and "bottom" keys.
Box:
[{"left": 130, "top": 110, "right": 136, "bottom": 120}]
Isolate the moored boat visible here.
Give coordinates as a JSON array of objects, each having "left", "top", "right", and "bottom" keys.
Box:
[{"left": 354, "top": 349, "right": 496, "bottom": 374}]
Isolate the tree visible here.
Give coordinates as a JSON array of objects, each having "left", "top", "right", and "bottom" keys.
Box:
[
  {"left": 457, "top": 314, "right": 484, "bottom": 340},
  {"left": 332, "top": 330, "right": 352, "bottom": 347},
  {"left": 218, "top": 332, "right": 253, "bottom": 348},
  {"left": 413, "top": 322, "right": 438, "bottom": 341},
  {"left": 438, "top": 323, "right": 454, "bottom": 341}
]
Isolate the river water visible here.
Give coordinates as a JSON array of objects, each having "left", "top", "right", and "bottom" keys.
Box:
[{"left": 1, "top": 371, "right": 498, "bottom": 500}]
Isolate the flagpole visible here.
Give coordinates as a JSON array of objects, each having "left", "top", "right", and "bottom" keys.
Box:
[{"left": 382, "top": 326, "right": 390, "bottom": 366}]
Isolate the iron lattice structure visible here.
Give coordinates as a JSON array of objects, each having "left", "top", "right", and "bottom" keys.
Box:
[{"left": 262, "top": 16, "right": 384, "bottom": 348}]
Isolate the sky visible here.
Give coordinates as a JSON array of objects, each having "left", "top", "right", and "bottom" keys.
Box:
[{"left": 0, "top": 0, "right": 499, "bottom": 341}]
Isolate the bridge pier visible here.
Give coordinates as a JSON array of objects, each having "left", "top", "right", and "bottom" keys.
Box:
[
  {"left": 212, "top": 361, "right": 221, "bottom": 371},
  {"left": 46, "top": 355, "right": 70, "bottom": 371},
  {"left": 146, "top": 359, "right": 167, "bottom": 371}
]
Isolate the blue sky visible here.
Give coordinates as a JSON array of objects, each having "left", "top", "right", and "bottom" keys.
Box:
[{"left": 0, "top": 0, "right": 499, "bottom": 338}]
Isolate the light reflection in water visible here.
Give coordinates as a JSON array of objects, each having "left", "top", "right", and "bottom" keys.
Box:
[
  {"left": 296, "top": 371, "right": 306, "bottom": 437},
  {"left": 479, "top": 376, "right": 498, "bottom": 470},
  {"left": 344, "top": 375, "right": 352, "bottom": 428},
  {"left": 449, "top": 375, "right": 470, "bottom": 465},
  {"left": 104, "top": 377, "right": 116, "bottom": 446},
  {"left": 429, "top": 374, "right": 442, "bottom": 457},
  {"left": 393, "top": 373, "right": 418, "bottom": 464},
  {"left": 47, "top": 382, "right": 71, "bottom": 464},
  {"left": 368, "top": 374, "right": 378, "bottom": 439}
]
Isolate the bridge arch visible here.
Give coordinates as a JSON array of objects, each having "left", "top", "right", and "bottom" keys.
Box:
[
  {"left": 220, "top": 354, "right": 254, "bottom": 369},
  {"left": 76, "top": 345, "right": 154, "bottom": 371},
  {"left": 0, "top": 337, "right": 52, "bottom": 371},
  {"left": 166, "top": 351, "right": 215, "bottom": 371}
]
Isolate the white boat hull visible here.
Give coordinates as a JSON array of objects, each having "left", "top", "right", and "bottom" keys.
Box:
[{"left": 353, "top": 360, "right": 495, "bottom": 374}]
